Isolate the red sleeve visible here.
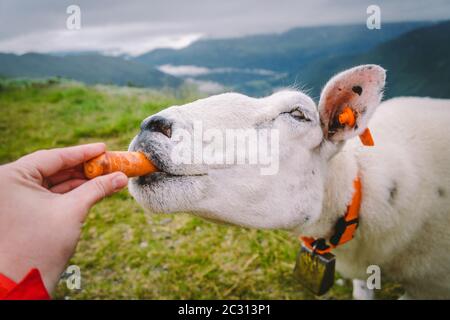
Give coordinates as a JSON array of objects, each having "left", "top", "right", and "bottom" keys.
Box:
[{"left": 0, "top": 268, "right": 50, "bottom": 300}]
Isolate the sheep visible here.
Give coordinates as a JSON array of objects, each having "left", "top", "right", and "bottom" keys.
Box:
[{"left": 128, "top": 65, "right": 450, "bottom": 299}]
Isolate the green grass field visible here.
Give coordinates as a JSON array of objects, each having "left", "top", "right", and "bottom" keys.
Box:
[{"left": 0, "top": 79, "right": 403, "bottom": 299}]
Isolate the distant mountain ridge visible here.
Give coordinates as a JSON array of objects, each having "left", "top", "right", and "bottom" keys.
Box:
[
  {"left": 0, "top": 53, "right": 182, "bottom": 88},
  {"left": 273, "top": 20, "right": 450, "bottom": 99},
  {"left": 134, "top": 21, "right": 447, "bottom": 97},
  {"left": 135, "top": 20, "right": 450, "bottom": 99},
  {"left": 0, "top": 20, "right": 448, "bottom": 99},
  {"left": 135, "top": 21, "right": 431, "bottom": 72}
]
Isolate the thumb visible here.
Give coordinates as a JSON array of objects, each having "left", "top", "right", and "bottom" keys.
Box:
[{"left": 69, "top": 172, "right": 128, "bottom": 211}]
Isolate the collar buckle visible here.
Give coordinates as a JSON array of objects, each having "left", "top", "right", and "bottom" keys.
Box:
[{"left": 329, "top": 216, "right": 359, "bottom": 247}]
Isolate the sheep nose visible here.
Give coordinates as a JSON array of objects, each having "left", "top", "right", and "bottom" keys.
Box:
[{"left": 140, "top": 116, "right": 172, "bottom": 138}]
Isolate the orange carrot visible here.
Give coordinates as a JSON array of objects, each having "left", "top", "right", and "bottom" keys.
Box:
[{"left": 83, "top": 151, "right": 158, "bottom": 179}]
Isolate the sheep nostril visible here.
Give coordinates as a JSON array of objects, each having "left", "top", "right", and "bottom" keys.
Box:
[{"left": 141, "top": 116, "right": 172, "bottom": 138}]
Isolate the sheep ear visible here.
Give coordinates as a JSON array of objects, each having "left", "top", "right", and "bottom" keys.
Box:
[{"left": 318, "top": 65, "right": 386, "bottom": 143}]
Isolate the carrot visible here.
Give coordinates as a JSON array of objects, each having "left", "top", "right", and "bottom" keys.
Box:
[{"left": 83, "top": 151, "right": 158, "bottom": 179}]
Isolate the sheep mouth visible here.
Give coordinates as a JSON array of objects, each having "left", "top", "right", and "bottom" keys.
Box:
[
  {"left": 136, "top": 171, "right": 207, "bottom": 186},
  {"left": 132, "top": 142, "right": 208, "bottom": 178}
]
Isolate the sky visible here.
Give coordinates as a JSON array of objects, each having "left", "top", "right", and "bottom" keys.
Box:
[{"left": 0, "top": 0, "right": 449, "bottom": 56}]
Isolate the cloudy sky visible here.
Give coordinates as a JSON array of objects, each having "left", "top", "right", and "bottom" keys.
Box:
[{"left": 0, "top": 0, "right": 449, "bottom": 56}]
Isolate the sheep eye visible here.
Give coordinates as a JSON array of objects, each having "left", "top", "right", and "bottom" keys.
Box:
[{"left": 289, "top": 109, "right": 310, "bottom": 122}]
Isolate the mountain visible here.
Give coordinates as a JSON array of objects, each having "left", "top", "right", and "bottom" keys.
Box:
[
  {"left": 278, "top": 20, "right": 450, "bottom": 100},
  {"left": 1, "top": 21, "right": 447, "bottom": 98},
  {"left": 134, "top": 21, "right": 433, "bottom": 96},
  {"left": 0, "top": 53, "right": 182, "bottom": 88},
  {"left": 135, "top": 20, "right": 449, "bottom": 99},
  {"left": 135, "top": 22, "right": 431, "bottom": 71}
]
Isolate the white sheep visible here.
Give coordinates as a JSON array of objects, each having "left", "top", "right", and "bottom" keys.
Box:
[{"left": 129, "top": 65, "right": 450, "bottom": 299}]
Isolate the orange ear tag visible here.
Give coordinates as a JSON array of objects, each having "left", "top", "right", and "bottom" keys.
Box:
[
  {"left": 359, "top": 128, "right": 374, "bottom": 146},
  {"left": 338, "top": 106, "right": 375, "bottom": 146}
]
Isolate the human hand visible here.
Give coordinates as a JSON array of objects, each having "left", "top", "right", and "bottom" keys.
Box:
[{"left": 0, "top": 143, "right": 128, "bottom": 295}]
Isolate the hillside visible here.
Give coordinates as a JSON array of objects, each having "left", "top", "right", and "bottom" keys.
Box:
[
  {"left": 136, "top": 22, "right": 429, "bottom": 72},
  {"left": 0, "top": 21, "right": 447, "bottom": 98},
  {"left": 279, "top": 20, "right": 450, "bottom": 99},
  {"left": 135, "top": 21, "right": 439, "bottom": 97},
  {"left": 0, "top": 53, "right": 182, "bottom": 88}
]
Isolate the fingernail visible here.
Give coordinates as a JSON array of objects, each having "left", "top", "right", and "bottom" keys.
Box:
[{"left": 112, "top": 173, "right": 128, "bottom": 190}]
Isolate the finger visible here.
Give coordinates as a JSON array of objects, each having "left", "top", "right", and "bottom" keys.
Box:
[
  {"left": 67, "top": 172, "right": 128, "bottom": 219},
  {"left": 50, "top": 178, "right": 87, "bottom": 194},
  {"left": 45, "top": 168, "right": 85, "bottom": 187},
  {"left": 18, "top": 143, "right": 106, "bottom": 179}
]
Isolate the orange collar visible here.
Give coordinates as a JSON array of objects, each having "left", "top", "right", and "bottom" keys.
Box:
[
  {"left": 300, "top": 106, "right": 374, "bottom": 254},
  {"left": 300, "top": 106, "right": 373, "bottom": 255},
  {"left": 300, "top": 176, "right": 362, "bottom": 255}
]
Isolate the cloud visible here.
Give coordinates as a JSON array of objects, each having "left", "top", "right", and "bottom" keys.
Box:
[
  {"left": 157, "top": 64, "right": 283, "bottom": 77},
  {"left": 158, "top": 65, "right": 212, "bottom": 77},
  {"left": 0, "top": 0, "right": 449, "bottom": 56},
  {"left": 185, "top": 78, "right": 225, "bottom": 94},
  {"left": 0, "top": 23, "right": 203, "bottom": 56}
]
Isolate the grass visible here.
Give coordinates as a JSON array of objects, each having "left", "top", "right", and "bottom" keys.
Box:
[{"left": 0, "top": 79, "right": 403, "bottom": 299}]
